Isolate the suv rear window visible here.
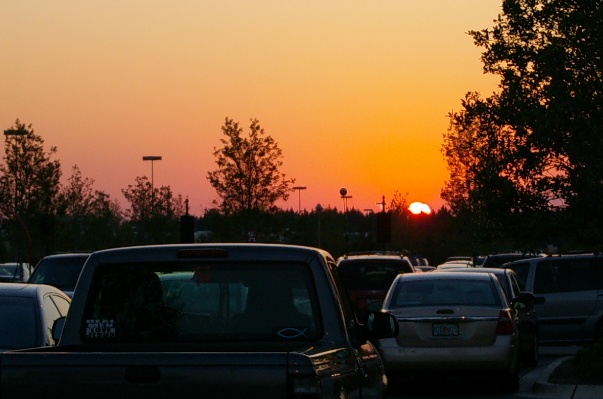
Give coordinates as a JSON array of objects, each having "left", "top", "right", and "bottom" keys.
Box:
[
  {"left": 337, "top": 259, "right": 413, "bottom": 290},
  {"left": 29, "top": 255, "right": 89, "bottom": 293},
  {"left": 82, "top": 262, "right": 322, "bottom": 343}
]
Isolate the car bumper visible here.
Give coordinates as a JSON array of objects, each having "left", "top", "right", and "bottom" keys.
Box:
[{"left": 379, "top": 337, "right": 518, "bottom": 372}]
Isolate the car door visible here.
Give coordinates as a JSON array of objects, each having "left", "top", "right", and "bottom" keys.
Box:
[
  {"left": 328, "top": 261, "right": 387, "bottom": 399},
  {"left": 532, "top": 258, "right": 598, "bottom": 343}
]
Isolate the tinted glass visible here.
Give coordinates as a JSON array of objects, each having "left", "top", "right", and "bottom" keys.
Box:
[
  {"left": 29, "top": 256, "right": 88, "bottom": 292},
  {"left": 82, "top": 261, "right": 322, "bottom": 343},
  {"left": 0, "top": 297, "right": 38, "bottom": 349},
  {"left": 533, "top": 259, "right": 595, "bottom": 294},
  {"left": 389, "top": 278, "right": 502, "bottom": 308},
  {"left": 338, "top": 260, "right": 409, "bottom": 290},
  {"left": 505, "top": 262, "right": 531, "bottom": 288}
]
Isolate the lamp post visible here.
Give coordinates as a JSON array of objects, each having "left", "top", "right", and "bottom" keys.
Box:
[
  {"left": 292, "top": 186, "right": 307, "bottom": 213},
  {"left": 340, "top": 188, "right": 352, "bottom": 253},
  {"left": 142, "top": 155, "right": 162, "bottom": 197},
  {"left": 4, "top": 129, "right": 27, "bottom": 213}
]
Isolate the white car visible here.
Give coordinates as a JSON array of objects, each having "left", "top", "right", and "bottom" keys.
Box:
[
  {"left": 0, "top": 262, "right": 31, "bottom": 283},
  {"left": 377, "top": 272, "right": 522, "bottom": 393},
  {"left": 0, "top": 283, "right": 71, "bottom": 351}
]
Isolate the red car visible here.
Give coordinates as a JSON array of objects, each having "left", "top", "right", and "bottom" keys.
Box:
[{"left": 336, "top": 252, "right": 414, "bottom": 322}]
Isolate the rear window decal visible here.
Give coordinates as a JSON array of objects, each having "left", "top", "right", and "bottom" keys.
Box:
[{"left": 86, "top": 319, "right": 116, "bottom": 338}]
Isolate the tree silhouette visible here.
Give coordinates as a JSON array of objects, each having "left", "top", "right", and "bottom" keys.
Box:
[
  {"left": 207, "top": 117, "right": 295, "bottom": 215},
  {"left": 442, "top": 0, "right": 603, "bottom": 247}
]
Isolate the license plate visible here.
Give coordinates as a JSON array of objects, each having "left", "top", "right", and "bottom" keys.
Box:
[{"left": 432, "top": 323, "right": 459, "bottom": 336}]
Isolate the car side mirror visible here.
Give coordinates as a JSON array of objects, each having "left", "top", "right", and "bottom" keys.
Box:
[
  {"left": 52, "top": 316, "right": 67, "bottom": 343},
  {"left": 366, "top": 311, "right": 398, "bottom": 339},
  {"left": 366, "top": 300, "right": 383, "bottom": 313},
  {"left": 512, "top": 291, "right": 539, "bottom": 311}
]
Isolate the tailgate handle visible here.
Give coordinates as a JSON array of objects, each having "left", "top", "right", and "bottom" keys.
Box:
[{"left": 125, "top": 366, "right": 161, "bottom": 384}]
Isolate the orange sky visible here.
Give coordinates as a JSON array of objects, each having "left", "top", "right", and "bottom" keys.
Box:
[{"left": 1, "top": 1, "right": 502, "bottom": 216}]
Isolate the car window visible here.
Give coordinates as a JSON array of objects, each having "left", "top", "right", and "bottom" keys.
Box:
[
  {"left": 505, "top": 262, "right": 531, "bottom": 288},
  {"left": 328, "top": 261, "right": 357, "bottom": 328},
  {"left": 533, "top": 259, "right": 595, "bottom": 294},
  {"left": 0, "top": 297, "right": 38, "bottom": 349},
  {"left": 29, "top": 256, "right": 88, "bottom": 292},
  {"left": 43, "top": 294, "right": 64, "bottom": 345},
  {"left": 390, "top": 279, "right": 501, "bottom": 308},
  {"left": 49, "top": 294, "right": 70, "bottom": 317},
  {"left": 509, "top": 272, "right": 523, "bottom": 294},
  {"left": 82, "top": 261, "right": 322, "bottom": 343},
  {"left": 338, "top": 260, "right": 409, "bottom": 290}
]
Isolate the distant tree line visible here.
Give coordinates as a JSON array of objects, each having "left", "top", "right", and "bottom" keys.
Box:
[{"left": 0, "top": 118, "right": 459, "bottom": 266}]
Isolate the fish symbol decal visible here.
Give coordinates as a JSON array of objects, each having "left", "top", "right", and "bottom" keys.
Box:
[{"left": 276, "top": 327, "right": 308, "bottom": 339}]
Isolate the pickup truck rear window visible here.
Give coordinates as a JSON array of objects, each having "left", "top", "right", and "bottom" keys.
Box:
[{"left": 81, "top": 262, "right": 322, "bottom": 343}]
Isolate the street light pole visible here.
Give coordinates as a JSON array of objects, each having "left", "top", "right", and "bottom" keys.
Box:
[
  {"left": 142, "top": 155, "right": 162, "bottom": 197},
  {"left": 340, "top": 188, "right": 352, "bottom": 253},
  {"left": 292, "top": 186, "right": 307, "bottom": 213}
]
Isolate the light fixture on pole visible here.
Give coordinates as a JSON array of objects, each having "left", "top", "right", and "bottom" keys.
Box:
[
  {"left": 339, "top": 187, "right": 352, "bottom": 213},
  {"left": 292, "top": 186, "right": 307, "bottom": 213}
]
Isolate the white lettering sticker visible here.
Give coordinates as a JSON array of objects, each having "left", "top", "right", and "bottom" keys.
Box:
[{"left": 86, "top": 319, "right": 116, "bottom": 338}]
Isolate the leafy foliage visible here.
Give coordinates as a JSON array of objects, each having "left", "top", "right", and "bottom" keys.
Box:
[
  {"left": 442, "top": 0, "right": 603, "bottom": 247},
  {"left": 207, "top": 118, "right": 295, "bottom": 215},
  {"left": 0, "top": 119, "right": 61, "bottom": 218}
]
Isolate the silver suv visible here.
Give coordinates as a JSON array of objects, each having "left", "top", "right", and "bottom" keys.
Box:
[{"left": 504, "top": 253, "right": 603, "bottom": 345}]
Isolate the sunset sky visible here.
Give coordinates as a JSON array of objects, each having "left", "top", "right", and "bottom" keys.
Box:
[{"left": 1, "top": 1, "right": 502, "bottom": 216}]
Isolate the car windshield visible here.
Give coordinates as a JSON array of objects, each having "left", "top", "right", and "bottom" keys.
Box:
[
  {"left": 0, "top": 297, "right": 38, "bottom": 350},
  {"left": 0, "top": 265, "right": 21, "bottom": 281},
  {"left": 29, "top": 256, "right": 87, "bottom": 291},
  {"left": 389, "top": 279, "right": 502, "bottom": 308},
  {"left": 338, "top": 261, "right": 405, "bottom": 290},
  {"left": 82, "top": 261, "right": 322, "bottom": 343}
]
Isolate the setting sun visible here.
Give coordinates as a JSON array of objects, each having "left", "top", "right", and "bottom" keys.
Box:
[{"left": 409, "top": 202, "right": 432, "bottom": 215}]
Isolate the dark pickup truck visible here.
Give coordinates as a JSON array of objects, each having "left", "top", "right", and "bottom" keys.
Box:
[{"left": 0, "top": 244, "right": 397, "bottom": 398}]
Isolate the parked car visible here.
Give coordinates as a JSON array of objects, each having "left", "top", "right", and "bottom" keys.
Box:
[
  {"left": 28, "top": 253, "right": 90, "bottom": 298},
  {"left": 0, "top": 283, "right": 71, "bottom": 351},
  {"left": 504, "top": 253, "right": 603, "bottom": 345},
  {"left": 481, "top": 252, "right": 546, "bottom": 268},
  {"left": 0, "top": 244, "right": 398, "bottom": 398},
  {"left": 413, "top": 265, "right": 435, "bottom": 273},
  {"left": 445, "top": 256, "right": 473, "bottom": 263},
  {"left": 436, "top": 260, "right": 473, "bottom": 269},
  {"left": 377, "top": 272, "right": 523, "bottom": 393},
  {"left": 434, "top": 266, "right": 544, "bottom": 366},
  {"left": 336, "top": 251, "right": 414, "bottom": 322},
  {"left": 0, "top": 262, "right": 31, "bottom": 283}
]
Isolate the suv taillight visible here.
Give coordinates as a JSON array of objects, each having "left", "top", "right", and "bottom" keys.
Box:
[{"left": 496, "top": 309, "right": 515, "bottom": 335}]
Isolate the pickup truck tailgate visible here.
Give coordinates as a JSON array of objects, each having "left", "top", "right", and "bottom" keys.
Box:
[{"left": 0, "top": 352, "right": 296, "bottom": 398}]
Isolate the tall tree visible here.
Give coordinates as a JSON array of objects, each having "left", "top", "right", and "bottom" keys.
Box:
[
  {"left": 121, "top": 176, "right": 184, "bottom": 221},
  {"left": 121, "top": 176, "right": 185, "bottom": 244},
  {"left": 442, "top": 0, "right": 603, "bottom": 247},
  {"left": 55, "top": 165, "right": 123, "bottom": 251},
  {"left": 207, "top": 117, "right": 295, "bottom": 214},
  {"left": 1, "top": 119, "right": 62, "bottom": 261},
  {"left": 0, "top": 119, "right": 61, "bottom": 218}
]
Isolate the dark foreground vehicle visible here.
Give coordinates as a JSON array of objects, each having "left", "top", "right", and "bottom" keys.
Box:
[{"left": 0, "top": 244, "right": 397, "bottom": 399}]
